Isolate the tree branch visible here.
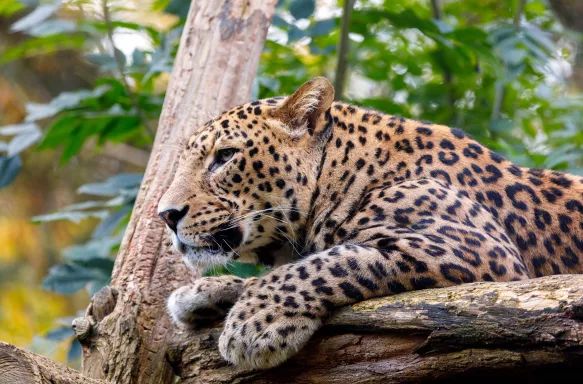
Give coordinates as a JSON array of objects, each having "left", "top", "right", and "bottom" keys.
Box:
[
  {"left": 334, "top": 0, "right": 355, "bottom": 100},
  {"left": 2, "top": 276, "right": 582, "bottom": 383},
  {"left": 0, "top": 341, "right": 103, "bottom": 384},
  {"left": 168, "top": 274, "right": 583, "bottom": 383}
]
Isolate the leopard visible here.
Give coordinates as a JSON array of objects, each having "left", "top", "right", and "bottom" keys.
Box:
[{"left": 158, "top": 77, "right": 583, "bottom": 369}]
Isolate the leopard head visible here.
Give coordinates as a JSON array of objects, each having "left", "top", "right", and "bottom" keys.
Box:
[{"left": 158, "top": 77, "right": 334, "bottom": 267}]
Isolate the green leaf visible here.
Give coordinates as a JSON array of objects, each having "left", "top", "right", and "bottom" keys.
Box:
[
  {"left": 287, "top": 25, "right": 306, "bottom": 42},
  {"left": 42, "top": 263, "right": 109, "bottom": 294},
  {"left": 543, "top": 151, "right": 582, "bottom": 169},
  {"left": 32, "top": 210, "right": 109, "bottom": 224},
  {"left": 86, "top": 54, "right": 118, "bottom": 71},
  {"left": 309, "top": 18, "right": 336, "bottom": 37},
  {"left": 114, "top": 47, "right": 126, "bottom": 68},
  {"left": 0, "top": 34, "right": 85, "bottom": 64},
  {"left": 0, "top": 122, "right": 39, "bottom": 136},
  {"left": 272, "top": 14, "right": 289, "bottom": 28},
  {"left": 204, "top": 262, "right": 264, "bottom": 278},
  {"left": 132, "top": 49, "right": 146, "bottom": 67},
  {"left": 38, "top": 116, "right": 79, "bottom": 150},
  {"left": 433, "top": 19, "right": 453, "bottom": 34},
  {"left": 67, "top": 339, "right": 82, "bottom": 362},
  {"left": 10, "top": 1, "right": 62, "bottom": 33},
  {"left": 0, "top": 0, "right": 25, "bottom": 17},
  {"left": 521, "top": 37, "right": 551, "bottom": 63},
  {"left": 98, "top": 116, "right": 141, "bottom": 142},
  {"left": 502, "top": 48, "right": 527, "bottom": 66},
  {"left": 523, "top": 26, "right": 555, "bottom": 56},
  {"left": 489, "top": 119, "right": 514, "bottom": 134},
  {"left": 7, "top": 124, "right": 42, "bottom": 156},
  {"left": 59, "top": 123, "right": 93, "bottom": 164},
  {"left": 45, "top": 326, "right": 74, "bottom": 341},
  {"left": 62, "top": 236, "right": 121, "bottom": 262},
  {"left": 27, "top": 19, "right": 77, "bottom": 37},
  {"left": 289, "top": 0, "right": 315, "bottom": 20},
  {"left": 25, "top": 86, "right": 110, "bottom": 122},
  {"left": 77, "top": 173, "right": 143, "bottom": 197},
  {"left": 92, "top": 206, "right": 131, "bottom": 238},
  {"left": 0, "top": 155, "right": 22, "bottom": 189},
  {"left": 162, "top": 0, "right": 190, "bottom": 19}
]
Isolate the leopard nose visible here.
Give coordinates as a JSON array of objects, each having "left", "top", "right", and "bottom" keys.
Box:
[{"left": 158, "top": 205, "right": 189, "bottom": 233}]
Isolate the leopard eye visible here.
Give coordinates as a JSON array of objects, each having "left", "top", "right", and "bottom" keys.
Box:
[{"left": 209, "top": 148, "right": 238, "bottom": 172}]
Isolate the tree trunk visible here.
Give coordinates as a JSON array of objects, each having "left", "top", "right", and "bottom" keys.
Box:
[{"left": 75, "top": 0, "right": 278, "bottom": 382}]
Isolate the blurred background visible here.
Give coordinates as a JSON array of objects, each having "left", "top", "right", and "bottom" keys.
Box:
[{"left": 1, "top": 0, "right": 583, "bottom": 367}]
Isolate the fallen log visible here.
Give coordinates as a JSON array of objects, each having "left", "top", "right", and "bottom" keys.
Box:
[
  {"left": 2, "top": 275, "right": 581, "bottom": 383},
  {"left": 167, "top": 274, "right": 583, "bottom": 383}
]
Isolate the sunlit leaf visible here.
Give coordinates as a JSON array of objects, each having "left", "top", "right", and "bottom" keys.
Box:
[
  {"left": 25, "top": 86, "right": 110, "bottom": 122},
  {"left": 10, "top": 1, "right": 62, "bottom": 33},
  {"left": 27, "top": 19, "right": 77, "bottom": 37},
  {"left": 77, "top": 173, "right": 143, "bottom": 196},
  {"left": 32, "top": 210, "right": 109, "bottom": 224},
  {"left": 7, "top": 124, "right": 42, "bottom": 156},
  {"left": 0, "top": 122, "right": 39, "bottom": 136}
]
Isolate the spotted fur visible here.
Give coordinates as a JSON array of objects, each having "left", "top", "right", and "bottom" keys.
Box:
[{"left": 159, "top": 77, "right": 583, "bottom": 369}]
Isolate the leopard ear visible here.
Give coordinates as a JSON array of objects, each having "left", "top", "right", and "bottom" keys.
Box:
[{"left": 271, "top": 77, "right": 334, "bottom": 136}]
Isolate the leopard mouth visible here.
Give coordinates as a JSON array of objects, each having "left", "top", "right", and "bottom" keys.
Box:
[
  {"left": 174, "top": 237, "right": 223, "bottom": 255},
  {"left": 170, "top": 223, "right": 244, "bottom": 263}
]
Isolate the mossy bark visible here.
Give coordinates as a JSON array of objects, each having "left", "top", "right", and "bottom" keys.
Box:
[
  {"left": 167, "top": 275, "right": 583, "bottom": 384},
  {"left": 2, "top": 275, "right": 582, "bottom": 383}
]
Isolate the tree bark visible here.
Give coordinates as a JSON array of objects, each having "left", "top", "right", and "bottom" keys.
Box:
[
  {"left": 0, "top": 341, "right": 101, "bottom": 384},
  {"left": 2, "top": 276, "right": 582, "bottom": 383},
  {"left": 75, "top": 0, "right": 277, "bottom": 383},
  {"left": 167, "top": 274, "right": 583, "bottom": 383}
]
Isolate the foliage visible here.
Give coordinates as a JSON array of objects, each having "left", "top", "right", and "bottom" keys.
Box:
[
  {"left": 2, "top": 0, "right": 583, "bottom": 365},
  {"left": 1, "top": 0, "right": 185, "bottom": 362},
  {"left": 34, "top": 173, "right": 141, "bottom": 295}
]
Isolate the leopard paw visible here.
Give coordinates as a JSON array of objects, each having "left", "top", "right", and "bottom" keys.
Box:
[
  {"left": 218, "top": 294, "right": 322, "bottom": 369},
  {"left": 167, "top": 276, "right": 247, "bottom": 328}
]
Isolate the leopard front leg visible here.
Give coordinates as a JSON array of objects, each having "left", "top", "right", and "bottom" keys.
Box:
[
  {"left": 219, "top": 228, "right": 527, "bottom": 369},
  {"left": 218, "top": 244, "right": 427, "bottom": 369},
  {"left": 168, "top": 275, "right": 254, "bottom": 329}
]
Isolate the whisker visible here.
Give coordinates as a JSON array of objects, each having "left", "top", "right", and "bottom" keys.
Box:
[{"left": 225, "top": 207, "right": 307, "bottom": 226}]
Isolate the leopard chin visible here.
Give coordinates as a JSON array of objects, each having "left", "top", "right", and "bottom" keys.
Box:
[{"left": 171, "top": 232, "right": 233, "bottom": 269}]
